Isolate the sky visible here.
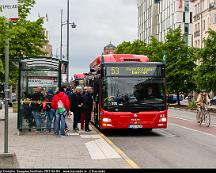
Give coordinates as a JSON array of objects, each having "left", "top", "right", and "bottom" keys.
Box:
[{"left": 28, "top": 0, "right": 138, "bottom": 79}]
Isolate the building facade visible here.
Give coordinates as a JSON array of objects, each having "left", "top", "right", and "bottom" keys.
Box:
[
  {"left": 43, "top": 29, "right": 53, "bottom": 57},
  {"left": 138, "top": 0, "right": 160, "bottom": 43},
  {"left": 138, "top": 0, "right": 193, "bottom": 46},
  {"left": 103, "top": 42, "right": 116, "bottom": 55},
  {"left": 191, "top": 0, "right": 216, "bottom": 48}
]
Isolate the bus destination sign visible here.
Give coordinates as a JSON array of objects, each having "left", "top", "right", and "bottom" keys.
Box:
[{"left": 106, "top": 66, "right": 161, "bottom": 76}]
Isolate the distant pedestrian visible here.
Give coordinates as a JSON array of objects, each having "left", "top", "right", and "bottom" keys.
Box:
[
  {"left": 52, "top": 87, "right": 70, "bottom": 136},
  {"left": 30, "top": 87, "right": 44, "bottom": 131},
  {"left": 83, "top": 87, "right": 93, "bottom": 132},
  {"left": 69, "top": 86, "right": 83, "bottom": 132},
  {"left": 43, "top": 89, "right": 55, "bottom": 133},
  {"left": 80, "top": 86, "right": 88, "bottom": 130}
]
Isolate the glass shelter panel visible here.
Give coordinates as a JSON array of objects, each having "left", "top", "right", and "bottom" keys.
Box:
[{"left": 18, "top": 57, "right": 67, "bottom": 131}]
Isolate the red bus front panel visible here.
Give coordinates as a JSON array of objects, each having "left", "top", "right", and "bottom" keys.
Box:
[{"left": 99, "top": 110, "right": 167, "bottom": 129}]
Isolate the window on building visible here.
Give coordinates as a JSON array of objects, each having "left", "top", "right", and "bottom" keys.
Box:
[
  {"left": 183, "top": 12, "right": 185, "bottom": 22},
  {"left": 203, "top": 20, "right": 205, "bottom": 31},
  {"left": 190, "top": 12, "right": 192, "bottom": 23},
  {"left": 183, "top": 35, "right": 189, "bottom": 45},
  {"left": 184, "top": 23, "right": 189, "bottom": 34},
  {"left": 184, "top": 0, "right": 189, "bottom": 12},
  {"left": 213, "top": 13, "right": 216, "bottom": 24},
  {"left": 195, "top": 40, "right": 197, "bottom": 47}
]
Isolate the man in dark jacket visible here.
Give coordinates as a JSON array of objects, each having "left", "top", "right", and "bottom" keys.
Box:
[
  {"left": 83, "top": 87, "right": 93, "bottom": 132},
  {"left": 69, "top": 86, "right": 83, "bottom": 132},
  {"left": 44, "top": 89, "right": 55, "bottom": 133}
]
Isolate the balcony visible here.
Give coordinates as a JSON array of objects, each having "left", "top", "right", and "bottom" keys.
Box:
[
  {"left": 193, "top": 14, "right": 200, "bottom": 22},
  {"left": 194, "top": 30, "right": 200, "bottom": 37}
]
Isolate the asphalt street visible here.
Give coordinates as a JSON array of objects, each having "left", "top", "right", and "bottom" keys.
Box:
[{"left": 103, "top": 108, "right": 216, "bottom": 168}]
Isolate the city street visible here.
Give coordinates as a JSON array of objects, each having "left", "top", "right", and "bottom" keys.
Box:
[{"left": 104, "top": 108, "right": 216, "bottom": 168}]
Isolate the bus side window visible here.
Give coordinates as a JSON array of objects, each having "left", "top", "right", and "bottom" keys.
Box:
[{"left": 93, "top": 76, "right": 100, "bottom": 101}]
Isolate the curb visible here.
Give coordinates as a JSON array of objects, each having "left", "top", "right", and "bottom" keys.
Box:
[{"left": 91, "top": 124, "right": 140, "bottom": 169}]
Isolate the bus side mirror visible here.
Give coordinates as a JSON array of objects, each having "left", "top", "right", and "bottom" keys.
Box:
[{"left": 90, "top": 68, "right": 96, "bottom": 72}]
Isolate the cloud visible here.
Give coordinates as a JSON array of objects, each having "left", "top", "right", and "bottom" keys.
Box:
[{"left": 28, "top": 0, "right": 137, "bottom": 79}]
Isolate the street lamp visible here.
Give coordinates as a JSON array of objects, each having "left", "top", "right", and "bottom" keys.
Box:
[{"left": 60, "top": 8, "right": 76, "bottom": 83}]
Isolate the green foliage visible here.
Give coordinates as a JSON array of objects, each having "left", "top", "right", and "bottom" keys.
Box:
[
  {"left": 115, "top": 40, "right": 147, "bottom": 55},
  {"left": 0, "top": 0, "right": 47, "bottom": 86},
  {"left": 18, "top": 0, "right": 36, "bottom": 19},
  {"left": 164, "top": 27, "right": 196, "bottom": 95},
  {"left": 188, "top": 99, "right": 196, "bottom": 109},
  {"left": 195, "top": 29, "right": 216, "bottom": 92},
  {"left": 145, "top": 37, "right": 164, "bottom": 62}
]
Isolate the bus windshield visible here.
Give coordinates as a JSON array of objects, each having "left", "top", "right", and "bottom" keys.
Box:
[{"left": 102, "top": 77, "right": 166, "bottom": 112}]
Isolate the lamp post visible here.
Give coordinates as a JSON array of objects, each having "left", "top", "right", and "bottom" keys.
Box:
[{"left": 60, "top": 5, "right": 76, "bottom": 83}]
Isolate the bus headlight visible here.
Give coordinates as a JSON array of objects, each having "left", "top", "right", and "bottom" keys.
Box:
[
  {"left": 159, "top": 114, "right": 167, "bottom": 122},
  {"left": 160, "top": 117, "right": 167, "bottom": 122},
  {"left": 102, "top": 118, "right": 112, "bottom": 122}
]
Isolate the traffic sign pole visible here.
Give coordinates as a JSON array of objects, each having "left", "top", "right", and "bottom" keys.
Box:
[
  {"left": 4, "top": 20, "right": 9, "bottom": 153},
  {"left": 0, "top": 0, "right": 18, "bottom": 155}
]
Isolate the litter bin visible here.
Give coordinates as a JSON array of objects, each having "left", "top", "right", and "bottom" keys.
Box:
[{"left": 12, "top": 102, "right": 18, "bottom": 113}]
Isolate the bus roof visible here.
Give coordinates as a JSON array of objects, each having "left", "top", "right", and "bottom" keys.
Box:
[
  {"left": 89, "top": 54, "right": 149, "bottom": 69},
  {"left": 74, "top": 73, "right": 85, "bottom": 79}
]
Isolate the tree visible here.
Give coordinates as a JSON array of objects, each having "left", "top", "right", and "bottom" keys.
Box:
[
  {"left": 115, "top": 40, "right": 147, "bottom": 55},
  {"left": 164, "top": 27, "right": 196, "bottom": 105},
  {"left": 145, "top": 36, "right": 164, "bottom": 62},
  {"left": 0, "top": 0, "right": 47, "bottom": 86},
  {"left": 195, "top": 29, "right": 216, "bottom": 93}
]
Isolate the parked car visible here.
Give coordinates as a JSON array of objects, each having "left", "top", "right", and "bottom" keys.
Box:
[
  {"left": 167, "top": 94, "right": 183, "bottom": 104},
  {"left": 8, "top": 95, "right": 17, "bottom": 107},
  {"left": 210, "top": 96, "right": 216, "bottom": 105}
]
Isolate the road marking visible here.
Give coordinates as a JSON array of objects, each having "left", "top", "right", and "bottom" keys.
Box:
[
  {"left": 67, "top": 133, "right": 79, "bottom": 136},
  {"left": 80, "top": 134, "right": 101, "bottom": 139},
  {"left": 170, "top": 123, "right": 216, "bottom": 138},
  {"left": 85, "top": 138, "right": 121, "bottom": 159},
  {"left": 91, "top": 125, "right": 140, "bottom": 168},
  {"left": 171, "top": 116, "right": 216, "bottom": 127}
]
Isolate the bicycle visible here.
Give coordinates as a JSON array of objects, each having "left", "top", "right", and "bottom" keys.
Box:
[{"left": 196, "top": 105, "right": 211, "bottom": 127}]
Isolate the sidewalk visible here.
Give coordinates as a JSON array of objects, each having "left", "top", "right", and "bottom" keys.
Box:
[{"left": 0, "top": 107, "right": 130, "bottom": 169}]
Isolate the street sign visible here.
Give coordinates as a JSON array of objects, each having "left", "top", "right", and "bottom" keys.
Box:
[{"left": 0, "top": 0, "right": 18, "bottom": 20}]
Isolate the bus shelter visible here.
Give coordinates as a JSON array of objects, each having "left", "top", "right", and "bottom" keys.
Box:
[{"left": 17, "top": 57, "right": 68, "bottom": 132}]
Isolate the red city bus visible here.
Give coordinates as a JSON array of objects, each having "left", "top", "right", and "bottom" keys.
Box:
[
  {"left": 74, "top": 73, "right": 85, "bottom": 86},
  {"left": 87, "top": 54, "right": 167, "bottom": 130}
]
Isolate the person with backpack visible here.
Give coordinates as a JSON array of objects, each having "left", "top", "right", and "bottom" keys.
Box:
[
  {"left": 52, "top": 87, "right": 70, "bottom": 136},
  {"left": 43, "top": 89, "right": 55, "bottom": 133}
]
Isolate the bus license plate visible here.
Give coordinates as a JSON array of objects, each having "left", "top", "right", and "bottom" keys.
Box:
[{"left": 129, "top": 125, "right": 143, "bottom": 129}]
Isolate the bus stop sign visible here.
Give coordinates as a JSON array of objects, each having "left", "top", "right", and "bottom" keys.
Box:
[{"left": 0, "top": 0, "right": 18, "bottom": 20}]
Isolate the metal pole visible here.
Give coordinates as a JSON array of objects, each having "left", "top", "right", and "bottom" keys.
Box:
[
  {"left": 4, "top": 20, "right": 9, "bottom": 154},
  {"left": 60, "top": 9, "right": 63, "bottom": 61},
  {"left": 67, "top": 0, "right": 70, "bottom": 82}
]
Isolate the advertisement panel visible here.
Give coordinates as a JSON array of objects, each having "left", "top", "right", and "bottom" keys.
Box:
[{"left": 0, "top": 0, "right": 18, "bottom": 19}]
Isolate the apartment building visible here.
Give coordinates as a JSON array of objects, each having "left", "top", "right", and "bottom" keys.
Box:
[
  {"left": 191, "top": 0, "right": 216, "bottom": 48},
  {"left": 138, "top": 0, "right": 159, "bottom": 43},
  {"left": 138, "top": 0, "right": 193, "bottom": 46}
]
